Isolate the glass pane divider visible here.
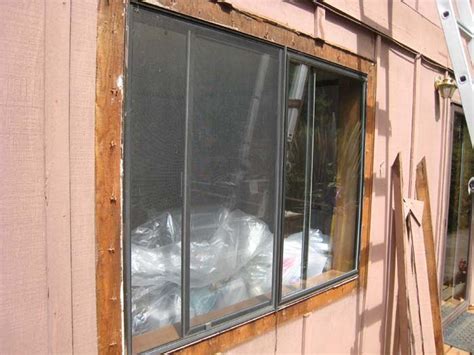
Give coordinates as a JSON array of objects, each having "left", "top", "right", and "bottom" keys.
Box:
[
  {"left": 301, "top": 70, "right": 317, "bottom": 287},
  {"left": 181, "top": 29, "right": 193, "bottom": 337},
  {"left": 273, "top": 47, "right": 287, "bottom": 308}
]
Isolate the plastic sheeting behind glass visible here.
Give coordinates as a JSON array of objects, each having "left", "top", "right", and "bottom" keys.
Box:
[{"left": 189, "top": 30, "right": 280, "bottom": 328}]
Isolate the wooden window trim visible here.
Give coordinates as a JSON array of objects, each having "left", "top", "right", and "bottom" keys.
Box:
[
  {"left": 95, "top": 0, "right": 125, "bottom": 353},
  {"left": 95, "top": 0, "right": 376, "bottom": 353}
]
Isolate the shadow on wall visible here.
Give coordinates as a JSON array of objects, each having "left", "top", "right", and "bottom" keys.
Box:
[
  {"left": 354, "top": 1, "right": 395, "bottom": 354},
  {"left": 282, "top": 0, "right": 315, "bottom": 12}
]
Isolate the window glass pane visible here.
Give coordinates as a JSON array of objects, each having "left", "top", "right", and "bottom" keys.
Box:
[
  {"left": 126, "top": 7, "right": 281, "bottom": 349},
  {"left": 127, "top": 11, "right": 187, "bottom": 346},
  {"left": 282, "top": 60, "right": 363, "bottom": 297},
  {"left": 188, "top": 30, "right": 280, "bottom": 329},
  {"left": 441, "top": 112, "right": 473, "bottom": 317}
]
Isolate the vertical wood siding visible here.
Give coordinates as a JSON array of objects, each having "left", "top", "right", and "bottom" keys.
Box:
[{"left": 0, "top": 0, "right": 98, "bottom": 353}]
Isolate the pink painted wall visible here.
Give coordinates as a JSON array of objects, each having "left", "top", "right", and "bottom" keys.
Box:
[
  {"left": 323, "top": 0, "right": 449, "bottom": 66},
  {"left": 0, "top": 0, "right": 457, "bottom": 354},
  {"left": 0, "top": 0, "right": 97, "bottom": 353},
  {"left": 402, "top": 0, "right": 441, "bottom": 25},
  {"left": 0, "top": 2, "right": 48, "bottom": 352}
]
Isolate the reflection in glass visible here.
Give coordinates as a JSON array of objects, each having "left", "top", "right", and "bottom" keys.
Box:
[
  {"left": 441, "top": 112, "right": 473, "bottom": 319},
  {"left": 282, "top": 61, "right": 363, "bottom": 297}
]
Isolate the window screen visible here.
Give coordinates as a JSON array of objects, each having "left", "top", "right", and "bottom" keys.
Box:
[
  {"left": 126, "top": 12, "right": 187, "bottom": 346},
  {"left": 126, "top": 6, "right": 281, "bottom": 351}
]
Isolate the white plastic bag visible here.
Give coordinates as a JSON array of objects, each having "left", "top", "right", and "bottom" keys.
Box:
[
  {"left": 131, "top": 207, "right": 273, "bottom": 288},
  {"left": 282, "top": 229, "right": 330, "bottom": 286}
]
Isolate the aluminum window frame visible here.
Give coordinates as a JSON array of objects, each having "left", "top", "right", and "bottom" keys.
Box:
[{"left": 123, "top": 4, "right": 368, "bottom": 354}]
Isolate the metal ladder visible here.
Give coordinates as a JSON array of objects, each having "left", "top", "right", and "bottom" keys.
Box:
[{"left": 436, "top": 0, "right": 474, "bottom": 142}]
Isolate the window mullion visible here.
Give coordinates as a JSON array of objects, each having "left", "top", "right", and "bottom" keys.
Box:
[
  {"left": 274, "top": 48, "right": 287, "bottom": 308},
  {"left": 301, "top": 69, "right": 316, "bottom": 288},
  {"left": 181, "top": 29, "right": 193, "bottom": 337}
]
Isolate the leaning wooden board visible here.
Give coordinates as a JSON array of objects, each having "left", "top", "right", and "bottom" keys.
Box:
[
  {"left": 415, "top": 158, "right": 444, "bottom": 355},
  {"left": 405, "top": 198, "right": 436, "bottom": 354},
  {"left": 392, "top": 154, "right": 412, "bottom": 354}
]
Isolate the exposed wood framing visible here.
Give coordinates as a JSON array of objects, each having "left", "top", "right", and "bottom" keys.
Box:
[
  {"left": 359, "top": 50, "right": 376, "bottom": 290},
  {"left": 371, "top": 34, "right": 383, "bottom": 297},
  {"left": 416, "top": 158, "right": 444, "bottom": 355},
  {"left": 95, "top": 0, "right": 376, "bottom": 353},
  {"left": 95, "top": 0, "right": 126, "bottom": 353}
]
